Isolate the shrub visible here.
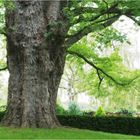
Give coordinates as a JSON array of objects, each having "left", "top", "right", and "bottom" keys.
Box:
[
  {"left": 67, "top": 102, "right": 82, "bottom": 116},
  {"left": 83, "top": 111, "right": 95, "bottom": 117},
  {"left": 55, "top": 104, "right": 67, "bottom": 115},
  {"left": 117, "top": 108, "right": 133, "bottom": 117},
  {"left": 95, "top": 106, "right": 106, "bottom": 117},
  {"left": 57, "top": 115, "right": 140, "bottom": 135}
]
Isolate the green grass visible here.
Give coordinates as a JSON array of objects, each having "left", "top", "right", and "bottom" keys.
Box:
[{"left": 0, "top": 127, "right": 139, "bottom": 139}]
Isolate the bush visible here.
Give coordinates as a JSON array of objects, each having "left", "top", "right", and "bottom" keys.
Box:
[
  {"left": 83, "top": 111, "right": 95, "bottom": 117},
  {"left": 67, "top": 102, "right": 82, "bottom": 116},
  {"left": 56, "top": 104, "right": 67, "bottom": 115},
  {"left": 57, "top": 115, "right": 140, "bottom": 135},
  {"left": 117, "top": 108, "right": 133, "bottom": 117},
  {"left": 95, "top": 106, "right": 106, "bottom": 117}
]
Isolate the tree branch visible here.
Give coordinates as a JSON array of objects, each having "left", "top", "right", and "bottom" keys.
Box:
[
  {"left": 72, "top": 2, "right": 119, "bottom": 16},
  {"left": 67, "top": 50, "right": 138, "bottom": 86},
  {"left": 65, "top": 14, "right": 120, "bottom": 47},
  {"left": 102, "top": 0, "right": 108, "bottom": 10},
  {"left": 0, "top": 66, "right": 7, "bottom": 71},
  {"left": 71, "top": 3, "right": 121, "bottom": 25},
  {"left": 72, "top": 7, "right": 99, "bottom": 15},
  {"left": 96, "top": 69, "right": 104, "bottom": 90}
]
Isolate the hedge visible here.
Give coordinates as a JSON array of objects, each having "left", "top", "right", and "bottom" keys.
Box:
[
  {"left": 57, "top": 115, "right": 140, "bottom": 135},
  {"left": 0, "top": 112, "right": 140, "bottom": 135}
]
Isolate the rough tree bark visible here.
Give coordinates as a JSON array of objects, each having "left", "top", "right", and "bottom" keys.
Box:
[{"left": 1, "top": 0, "right": 68, "bottom": 128}]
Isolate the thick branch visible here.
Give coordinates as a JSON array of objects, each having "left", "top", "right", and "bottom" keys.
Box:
[
  {"left": 65, "top": 15, "right": 120, "bottom": 47},
  {"left": 65, "top": 2, "right": 122, "bottom": 47},
  {"left": 71, "top": 3, "right": 121, "bottom": 25},
  {"left": 67, "top": 50, "right": 138, "bottom": 86}
]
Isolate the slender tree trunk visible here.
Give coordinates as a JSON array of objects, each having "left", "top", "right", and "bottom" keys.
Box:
[{"left": 2, "top": 0, "right": 67, "bottom": 128}]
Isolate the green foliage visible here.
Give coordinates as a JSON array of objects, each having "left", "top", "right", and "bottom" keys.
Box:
[
  {"left": 117, "top": 108, "right": 133, "bottom": 117},
  {"left": 0, "top": 105, "right": 6, "bottom": 112},
  {"left": 55, "top": 104, "right": 67, "bottom": 115},
  {"left": 0, "top": 0, "right": 6, "bottom": 69},
  {"left": 119, "top": 0, "right": 140, "bottom": 17},
  {"left": 64, "top": 12, "right": 140, "bottom": 111},
  {"left": 66, "top": 32, "right": 139, "bottom": 97},
  {"left": 0, "top": 0, "right": 5, "bottom": 35},
  {"left": 4, "top": 0, "right": 15, "bottom": 10},
  {"left": 67, "top": 102, "right": 82, "bottom": 116},
  {"left": 95, "top": 106, "right": 106, "bottom": 117},
  {"left": 90, "top": 27, "right": 127, "bottom": 49},
  {"left": 65, "top": 0, "right": 140, "bottom": 101},
  {"left": 66, "top": 0, "right": 140, "bottom": 38},
  {"left": 0, "top": 36, "right": 6, "bottom": 69},
  {"left": 56, "top": 102, "right": 83, "bottom": 116}
]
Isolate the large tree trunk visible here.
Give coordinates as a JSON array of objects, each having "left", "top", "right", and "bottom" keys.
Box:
[{"left": 2, "top": 0, "right": 67, "bottom": 128}]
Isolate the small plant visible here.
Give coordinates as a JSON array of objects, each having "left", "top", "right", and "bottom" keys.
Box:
[
  {"left": 95, "top": 106, "right": 106, "bottom": 117},
  {"left": 118, "top": 108, "right": 133, "bottom": 117},
  {"left": 68, "top": 101, "right": 82, "bottom": 116},
  {"left": 55, "top": 104, "right": 67, "bottom": 115}
]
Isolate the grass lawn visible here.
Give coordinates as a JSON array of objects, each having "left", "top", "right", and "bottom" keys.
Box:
[{"left": 0, "top": 127, "right": 140, "bottom": 139}]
